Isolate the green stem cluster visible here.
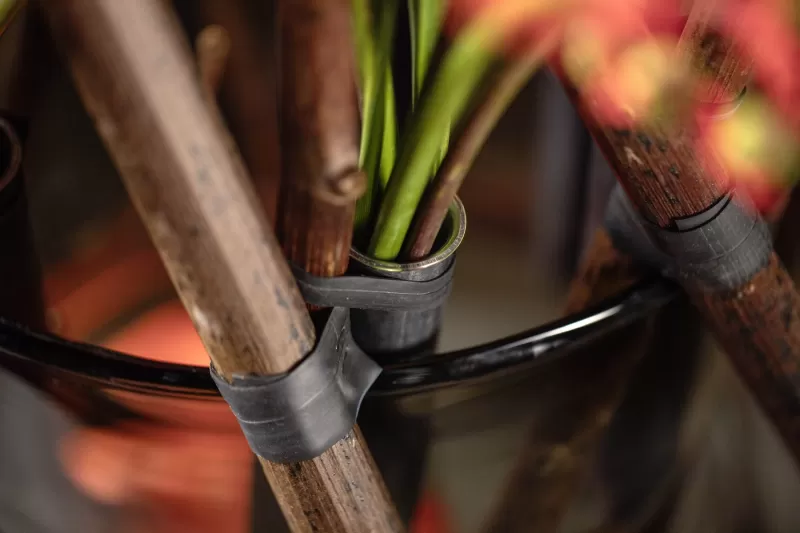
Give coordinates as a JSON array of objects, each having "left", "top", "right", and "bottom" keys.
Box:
[
  {"left": 354, "top": 0, "right": 505, "bottom": 261},
  {"left": 368, "top": 28, "right": 493, "bottom": 260},
  {"left": 353, "top": 0, "right": 398, "bottom": 235}
]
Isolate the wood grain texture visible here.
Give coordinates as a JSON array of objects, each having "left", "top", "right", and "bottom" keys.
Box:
[
  {"left": 572, "top": 25, "right": 800, "bottom": 533},
  {"left": 43, "top": 0, "right": 314, "bottom": 378},
  {"left": 270, "top": 0, "right": 403, "bottom": 530},
  {"left": 278, "top": 0, "right": 365, "bottom": 276},
  {"left": 261, "top": 427, "right": 403, "bottom": 533},
  {"left": 584, "top": 118, "right": 728, "bottom": 228},
  {"left": 698, "top": 253, "right": 800, "bottom": 460},
  {"left": 276, "top": 0, "right": 363, "bottom": 207},
  {"left": 278, "top": 187, "right": 359, "bottom": 277},
  {"left": 591, "top": 30, "right": 800, "bottom": 478},
  {"left": 680, "top": 0, "right": 752, "bottom": 104},
  {"left": 558, "top": 15, "right": 749, "bottom": 229},
  {"left": 276, "top": 0, "right": 363, "bottom": 278},
  {"left": 42, "top": 2, "right": 400, "bottom": 532},
  {"left": 484, "top": 25, "right": 761, "bottom": 533}
]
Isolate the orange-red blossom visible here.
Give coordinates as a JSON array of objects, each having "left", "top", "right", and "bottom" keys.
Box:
[{"left": 447, "top": 0, "right": 800, "bottom": 212}]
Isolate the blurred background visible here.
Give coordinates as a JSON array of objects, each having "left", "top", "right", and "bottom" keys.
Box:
[{"left": 0, "top": 2, "right": 799, "bottom": 533}]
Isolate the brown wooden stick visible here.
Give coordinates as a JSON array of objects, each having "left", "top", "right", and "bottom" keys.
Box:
[
  {"left": 680, "top": 0, "right": 752, "bottom": 104},
  {"left": 268, "top": 0, "right": 402, "bottom": 531},
  {"left": 482, "top": 17, "right": 767, "bottom": 533},
  {"left": 586, "top": 40, "right": 800, "bottom": 476},
  {"left": 275, "top": 0, "right": 364, "bottom": 210},
  {"left": 43, "top": 0, "right": 313, "bottom": 376},
  {"left": 275, "top": 0, "right": 365, "bottom": 277},
  {"left": 42, "top": 1, "right": 400, "bottom": 532}
]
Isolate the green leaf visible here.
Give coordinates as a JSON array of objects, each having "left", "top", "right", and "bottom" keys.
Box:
[{"left": 368, "top": 26, "right": 495, "bottom": 260}]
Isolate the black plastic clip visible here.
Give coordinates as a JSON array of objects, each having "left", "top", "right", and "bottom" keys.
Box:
[
  {"left": 291, "top": 261, "right": 455, "bottom": 311},
  {"left": 210, "top": 307, "right": 381, "bottom": 463},
  {"left": 605, "top": 185, "right": 772, "bottom": 290}
]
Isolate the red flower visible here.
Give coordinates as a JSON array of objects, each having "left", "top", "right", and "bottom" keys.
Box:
[
  {"left": 694, "top": 90, "right": 799, "bottom": 211},
  {"left": 447, "top": 0, "right": 684, "bottom": 53},
  {"left": 717, "top": 0, "right": 800, "bottom": 129},
  {"left": 446, "top": 0, "right": 800, "bottom": 208}
]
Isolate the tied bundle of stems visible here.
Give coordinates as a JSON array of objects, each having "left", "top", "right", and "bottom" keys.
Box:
[{"left": 353, "top": 0, "right": 556, "bottom": 261}]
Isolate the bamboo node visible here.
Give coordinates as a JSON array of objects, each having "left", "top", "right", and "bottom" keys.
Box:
[{"left": 309, "top": 168, "right": 366, "bottom": 206}]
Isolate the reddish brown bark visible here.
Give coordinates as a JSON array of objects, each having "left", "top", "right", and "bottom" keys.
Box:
[{"left": 44, "top": 0, "right": 401, "bottom": 531}]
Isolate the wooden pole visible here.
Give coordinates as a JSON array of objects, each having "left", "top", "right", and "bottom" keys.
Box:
[
  {"left": 482, "top": 14, "right": 789, "bottom": 533},
  {"left": 42, "top": 1, "right": 402, "bottom": 532},
  {"left": 580, "top": 42, "right": 800, "bottom": 472},
  {"left": 275, "top": 0, "right": 365, "bottom": 277},
  {"left": 271, "top": 0, "right": 403, "bottom": 531}
]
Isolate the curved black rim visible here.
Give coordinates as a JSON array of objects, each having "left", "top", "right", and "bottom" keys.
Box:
[{"left": 0, "top": 277, "right": 679, "bottom": 405}]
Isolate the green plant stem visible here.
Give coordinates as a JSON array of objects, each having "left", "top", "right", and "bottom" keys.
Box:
[
  {"left": 353, "top": 0, "right": 378, "bottom": 230},
  {"left": 367, "top": 26, "right": 495, "bottom": 260},
  {"left": 409, "top": 0, "right": 444, "bottom": 107},
  {"left": 353, "top": 0, "right": 398, "bottom": 234},
  {"left": 410, "top": 0, "right": 449, "bottom": 178},
  {"left": 353, "top": 0, "right": 376, "bottom": 160},
  {"left": 405, "top": 46, "right": 551, "bottom": 260},
  {"left": 379, "top": 69, "right": 397, "bottom": 189}
]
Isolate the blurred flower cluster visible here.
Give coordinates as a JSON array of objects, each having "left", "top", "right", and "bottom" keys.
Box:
[{"left": 448, "top": 0, "right": 800, "bottom": 211}]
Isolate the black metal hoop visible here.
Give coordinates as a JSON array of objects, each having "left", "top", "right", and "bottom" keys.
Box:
[{"left": 0, "top": 276, "right": 678, "bottom": 417}]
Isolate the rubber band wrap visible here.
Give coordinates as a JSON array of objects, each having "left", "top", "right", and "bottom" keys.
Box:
[
  {"left": 605, "top": 184, "right": 772, "bottom": 290},
  {"left": 210, "top": 307, "right": 381, "bottom": 463},
  {"left": 291, "top": 261, "right": 455, "bottom": 311}
]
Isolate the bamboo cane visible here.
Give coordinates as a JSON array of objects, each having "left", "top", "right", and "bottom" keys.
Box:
[
  {"left": 41, "top": 1, "right": 402, "bottom": 532},
  {"left": 276, "top": 0, "right": 365, "bottom": 276},
  {"left": 482, "top": 15, "right": 768, "bottom": 533},
  {"left": 271, "top": 0, "right": 402, "bottom": 530},
  {"left": 578, "top": 53, "right": 800, "bottom": 474}
]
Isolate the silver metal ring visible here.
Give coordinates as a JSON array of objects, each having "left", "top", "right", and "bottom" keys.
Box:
[{"left": 350, "top": 197, "right": 467, "bottom": 281}]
